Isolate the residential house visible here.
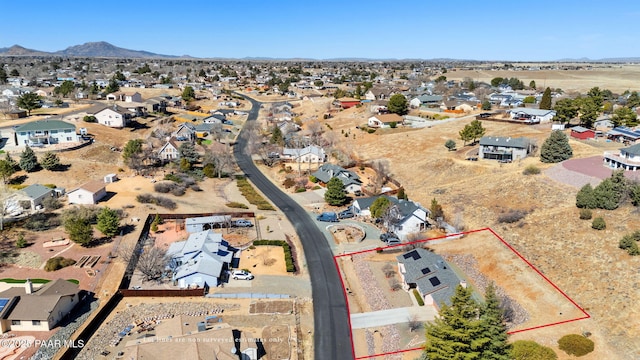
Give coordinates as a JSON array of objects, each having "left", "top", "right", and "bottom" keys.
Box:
[
  {"left": 440, "top": 100, "right": 478, "bottom": 113},
  {"left": 478, "top": 136, "right": 532, "bottom": 161},
  {"left": 145, "top": 97, "right": 168, "bottom": 114},
  {"left": 606, "top": 127, "right": 640, "bottom": 144},
  {"left": 167, "top": 230, "right": 235, "bottom": 289},
  {"left": 396, "top": 248, "right": 464, "bottom": 311},
  {"left": 508, "top": 108, "right": 556, "bottom": 123},
  {"left": 185, "top": 216, "right": 232, "bottom": 233},
  {"left": 570, "top": 126, "right": 596, "bottom": 140},
  {"left": 337, "top": 97, "right": 361, "bottom": 109},
  {"left": 409, "top": 95, "right": 443, "bottom": 108},
  {"left": 604, "top": 143, "right": 640, "bottom": 171},
  {"left": 158, "top": 137, "right": 181, "bottom": 161},
  {"left": 13, "top": 184, "right": 54, "bottom": 211},
  {"left": 352, "top": 195, "right": 431, "bottom": 240},
  {"left": 367, "top": 113, "right": 404, "bottom": 128},
  {"left": 282, "top": 145, "right": 326, "bottom": 163},
  {"left": 312, "top": 163, "right": 362, "bottom": 193},
  {"left": 93, "top": 105, "right": 132, "bottom": 128},
  {"left": 364, "top": 87, "right": 391, "bottom": 101},
  {"left": 172, "top": 123, "right": 196, "bottom": 141},
  {"left": 14, "top": 119, "right": 78, "bottom": 147},
  {"left": 0, "top": 279, "right": 81, "bottom": 333},
  {"left": 67, "top": 180, "right": 107, "bottom": 205},
  {"left": 105, "top": 91, "right": 143, "bottom": 103},
  {"left": 194, "top": 123, "right": 217, "bottom": 138}
]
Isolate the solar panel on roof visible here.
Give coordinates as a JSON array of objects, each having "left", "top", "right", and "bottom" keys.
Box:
[
  {"left": 421, "top": 267, "right": 431, "bottom": 274},
  {"left": 0, "top": 298, "right": 9, "bottom": 312},
  {"left": 403, "top": 250, "right": 421, "bottom": 260},
  {"left": 429, "top": 277, "right": 441, "bottom": 287}
]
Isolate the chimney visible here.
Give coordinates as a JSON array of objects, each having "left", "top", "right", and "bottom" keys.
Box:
[{"left": 25, "top": 279, "right": 33, "bottom": 294}]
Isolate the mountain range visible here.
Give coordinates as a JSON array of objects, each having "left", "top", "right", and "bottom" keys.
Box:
[{"left": 0, "top": 41, "right": 181, "bottom": 58}]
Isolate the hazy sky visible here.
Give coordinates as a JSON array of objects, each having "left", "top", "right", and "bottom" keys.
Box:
[{"left": 1, "top": 1, "right": 638, "bottom": 60}]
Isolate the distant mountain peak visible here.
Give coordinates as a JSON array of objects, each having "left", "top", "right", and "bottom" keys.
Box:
[{"left": 55, "top": 41, "right": 178, "bottom": 58}]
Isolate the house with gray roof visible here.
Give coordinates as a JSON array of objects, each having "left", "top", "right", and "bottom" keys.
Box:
[
  {"left": 604, "top": 143, "right": 640, "bottom": 171},
  {"left": 167, "top": 230, "right": 236, "bottom": 289},
  {"left": 478, "top": 136, "right": 532, "bottom": 161},
  {"left": 282, "top": 145, "right": 326, "bottom": 164},
  {"left": 14, "top": 119, "right": 78, "bottom": 147},
  {"left": 409, "top": 94, "right": 443, "bottom": 108},
  {"left": 0, "top": 279, "right": 81, "bottom": 333},
  {"left": 312, "top": 164, "right": 362, "bottom": 193},
  {"left": 396, "top": 248, "right": 464, "bottom": 310},
  {"left": 13, "top": 184, "right": 54, "bottom": 211},
  {"left": 352, "top": 195, "right": 431, "bottom": 240},
  {"left": 508, "top": 108, "right": 556, "bottom": 123}
]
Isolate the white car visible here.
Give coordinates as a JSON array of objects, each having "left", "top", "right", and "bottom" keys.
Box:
[{"left": 231, "top": 270, "right": 254, "bottom": 280}]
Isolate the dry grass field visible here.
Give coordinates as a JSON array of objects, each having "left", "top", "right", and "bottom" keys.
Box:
[{"left": 305, "top": 82, "right": 640, "bottom": 358}]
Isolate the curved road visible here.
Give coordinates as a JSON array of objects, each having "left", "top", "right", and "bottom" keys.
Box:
[{"left": 232, "top": 94, "right": 354, "bottom": 360}]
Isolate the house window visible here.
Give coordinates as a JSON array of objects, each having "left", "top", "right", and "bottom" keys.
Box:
[
  {"left": 66, "top": 137, "right": 72, "bottom": 141},
  {"left": 32, "top": 320, "right": 41, "bottom": 326},
  {"left": 11, "top": 320, "right": 20, "bottom": 325}
]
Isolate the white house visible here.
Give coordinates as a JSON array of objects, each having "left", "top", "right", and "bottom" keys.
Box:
[
  {"left": 367, "top": 113, "right": 404, "bottom": 128},
  {"left": 185, "top": 215, "right": 232, "bottom": 233},
  {"left": 0, "top": 279, "right": 81, "bottom": 333},
  {"left": 67, "top": 180, "right": 107, "bottom": 205},
  {"left": 105, "top": 92, "right": 143, "bottom": 103},
  {"left": 508, "top": 108, "right": 556, "bottom": 123},
  {"left": 94, "top": 105, "right": 131, "bottom": 128},
  {"left": 352, "top": 195, "right": 431, "bottom": 241},
  {"left": 282, "top": 145, "right": 326, "bottom": 163},
  {"left": 157, "top": 138, "right": 181, "bottom": 161},
  {"left": 167, "top": 230, "right": 235, "bottom": 289},
  {"left": 14, "top": 120, "right": 79, "bottom": 147}
]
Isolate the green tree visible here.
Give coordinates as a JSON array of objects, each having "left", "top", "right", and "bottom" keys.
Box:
[
  {"left": 387, "top": 94, "right": 408, "bottom": 115},
  {"left": 459, "top": 120, "right": 486, "bottom": 146},
  {"left": 179, "top": 157, "right": 191, "bottom": 171},
  {"left": 491, "top": 77, "right": 504, "bottom": 87},
  {"left": 444, "top": 139, "right": 456, "bottom": 151},
  {"left": 370, "top": 196, "right": 391, "bottom": 218},
  {"left": 629, "top": 183, "right": 640, "bottom": 206},
  {"left": 64, "top": 216, "right": 93, "bottom": 246},
  {"left": 481, "top": 100, "right": 491, "bottom": 111},
  {"left": 429, "top": 198, "right": 444, "bottom": 221},
  {"left": 0, "top": 68, "right": 7, "bottom": 84},
  {"left": 178, "top": 142, "right": 199, "bottom": 164},
  {"left": 529, "top": 80, "right": 536, "bottom": 89},
  {"left": 587, "top": 87, "right": 603, "bottom": 109},
  {"left": 612, "top": 106, "right": 638, "bottom": 127},
  {"left": 435, "top": 75, "right": 447, "bottom": 83},
  {"left": 626, "top": 91, "right": 640, "bottom": 108},
  {"left": 40, "top": 151, "right": 61, "bottom": 171},
  {"left": 577, "top": 97, "right": 599, "bottom": 128},
  {"left": 424, "top": 285, "right": 482, "bottom": 360},
  {"left": 16, "top": 92, "right": 42, "bottom": 116},
  {"left": 105, "top": 78, "right": 120, "bottom": 94},
  {"left": 553, "top": 98, "right": 578, "bottom": 123},
  {"left": 511, "top": 340, "right": 558, "bottom": 360},
  {"left": 592, "top": 217, "right": 606, "bottom": 230},
  {"left": 181, "top": 86, "right": 196, "bottom": 102},
  {"left": 523, "top": 96, "right": 536, "bottom": 104},
  {"left": 114, "top": 71, "right": 126, "bottom": 81},
  {"left": 397, "top": 187, "right": 407, "bottom": 200},
  {"left": 270, "top": 126, "right": 284, "bottom": 146},
  {"left": 313, "top": 80, "right": 324, "bottom": 87},
  {"left": 540, "top": 130, "right": 572, "bottom": 163},
  {"left": 54, "top": 80, "right": 75, "bottom": 98},
  {"left": 15, "top": 234, "right": 27, "bottom": 249},
  {"left": 539, "top": 87, "right": 552, "bottom": 110},
  {"left": 197, "top": 69, "right": 206, "bottom": 77},
  {"left": 122, "top": 139, "right": 143, "bottom": 163},
  {"left": 592, "top": 170, "right": 626, "bottom": 210},
  {"left": 9, "top": 69, "right": 19, "bottom": 77},
  {"left": 478, "top": 283, "right": 511, "bottom": 359},
  {"left": 0, "top": 159, "right": 15, "bottom": 184},
  {"left": 96, "top": 207, "right": 120, "bottom": 237},
  {"left": 19, "top": 145, "right": 39, "bottom": 172},
  {"left": 576, "top": 183, "right": 597, "bottom": 209},
  {"left": 324, "top": 177, "right": 346, "bottom": 206}
]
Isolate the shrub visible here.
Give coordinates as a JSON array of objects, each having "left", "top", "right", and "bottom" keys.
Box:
[
  {"left": 412, "top": 289, "right": 424, "bottom": 306},
  {"left": 154, "top": 182, "right": 174, "bottom": 193},
  {"left": 190, "top": 184, "right": 202, "bottom": 192},
  {"left": 557, "top": 334, "right": 594, "bottom": 357},
  {"left": 236, "top": 176, "right": 275, "bottom": 210},
  {"left": 203, "top": 163, "right": 215, "bottom": 178},
  {"left": 511, "top": 340, "right": 557, "bottom": 360},
  {"left": 15, "top": 234, "right": 27, "bottom": 248},
  {"left": 592, "top": 217, "right": 606, "bottom": 230},
  {"left": 619, "top": 232, "right": 640, "bottom": 255},
  {"left": 579, "top": 208, "right": 592, "bottom": 220},
  {"left": 295, "top": 187, "right": 306, "bottom": 193},
  {"left": 497, "top": 209, "right": 527, "bottom": 224},
  {"left": 42, "top": 197, "right": 62, "bottom": 210},
  {"left": 83, "top": 115, "right": 97, "bottom": 123},
  {"left": 163, "top": 173, "right": 183, "bottom": 183},
  {"left": 43, "top": 183, "right": 57, "bottom": 188},
  {"left": 282, "top": 178, "right": 296, "bottom": 189},
  {"left": 24, "top": 213, "right": 60, "bottom": 231},
  {"left": 45, "top": 257, "right": 76, "bottom": 272},
  {"left": 367, "top": 128, "right": 376, "bottom": 134},
  {"left": 136, "top": 193, "right": 155, "bottom": 204},
  {"left": 226, "top": 202, "right": 249, "bottom": 209},
  {"left": 312, "top": 185, "right": 321, "bottom": 190},
  {"left": 522, "top": 165, "right": 541, "bottom": 175},
  {"left": 135, "top": 194, "right": 177, "bottom": 210},
  {"left": 309, "top": 175, "right": 318, "bottom": 183},
  {"left": 171, "top": 186, "right": 186, "bottom": 196}
]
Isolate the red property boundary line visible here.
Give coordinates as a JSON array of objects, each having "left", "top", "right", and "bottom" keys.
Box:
[{"left": 334, "top": 227, "right": 591, "bottom": 360}]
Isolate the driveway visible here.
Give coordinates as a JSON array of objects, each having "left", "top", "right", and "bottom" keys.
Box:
[
  {"left": 233, "top": 93, "right": 354, "bottom": 360},
  {"left": 350, "top": 306, "right": 436, "bottom": 329}
]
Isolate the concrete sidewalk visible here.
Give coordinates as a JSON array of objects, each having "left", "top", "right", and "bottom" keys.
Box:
[{"left": 350, "top": 305, "right": 436, "bottom": 329}]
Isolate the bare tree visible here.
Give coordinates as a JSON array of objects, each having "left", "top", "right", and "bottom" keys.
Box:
[
  {"left": 322, "top": 130, "right": 339, "bottom": 148},
  {"left": 382, "top": 263, "right": 395, "bottom": 278},
  {"left": 205, "top": 142, "right": 235, "bottom": 178},
  {"left": 0, "top": 185, "right": 16, "bottom": 231},
  {"left": 114, "top": 242, "right": 136, "bottom": 263},
  {"left": 371, "top": 159, "right": 390, "bottom": 193},
  {"left": 407, "top": 315, "right": 422, "bottom": 332},
  {"left": 306, "top": 119, "right": 324, "bottom": 145},
  {"left": 389, "top": 277, "right": 402, "bottom": 291},
  {"left": 137, "top": 246, "right": 168, "bottom": 281},
  {"left": 0, "top": 100, "right": 12, "bottom": 120}
]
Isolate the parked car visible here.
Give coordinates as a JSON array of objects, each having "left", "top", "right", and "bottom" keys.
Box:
[
  {"left": 231, "top": 270, "right": 254, "bottom": 280},
  {"left": 338, "top": 208, "right": 355, "bottom": 219},
  {"left": 498, "top": 159, "right": 512, "bottom": 163},
  {"left": 380, "top": 232, "right": 399, "bottom": 242},
  {"left": 385, "top": 238, "right": 402, "bottom": 246},
  {"left": 353, "top": 190, "right": 363, "bottom": 197},
  {"left": 317, "top": 212, "right": 339, "bottom": 222},
  {"left": 233, "top": 219, "right": 253, "bottom": 227},
  {"left": 466, "top": 157, "right": 478, "bottom": 161}
]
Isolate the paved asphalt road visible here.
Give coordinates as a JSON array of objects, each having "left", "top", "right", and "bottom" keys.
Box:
[{"left": 232, "top": 94, "right": 354, "bottom": 360}]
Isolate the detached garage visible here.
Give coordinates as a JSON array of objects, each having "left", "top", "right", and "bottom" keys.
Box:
[
  {"left": 67, "top": 180, "right": 107, "bottom": 205},
  {"left": 570, "top": 126, "right": 596, "bottom": 140}
]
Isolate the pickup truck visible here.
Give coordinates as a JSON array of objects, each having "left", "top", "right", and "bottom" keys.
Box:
[{"left": 233, "top": 219, "right": 253, "bottom": 227}]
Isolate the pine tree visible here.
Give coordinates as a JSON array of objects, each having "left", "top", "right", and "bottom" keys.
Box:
[
  {"left": 65, "top": 217, "right": 93, "bottom": 246},
  {"left": 539, "top": 87, "right": 552, "bottom": 110},
  {"left": 540, "top": 130, "right": 572, "bottom": 163},
  {"left": 270, "top": 126, "right": 284, "bottom": 146},
  {"left": 96, "top": 207, "right": 120, "bottom": 238},
  {"left": 576, "top": 184, "right": 597, "bottom": 209},
  {"left": 324, "top": 177, "right": 346, "bottom": 206},
  {"left": 40, "top": 151, "right": 61, "bottom": 171},
  {"left": 478, "top": 283, "right": 511, "bottom": 359},
  {"left": 19, "top": 145, "right": 39, "bottom": 172},
  {"left": 424, "top": 285, "right": 482, "bottom": 359}
]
